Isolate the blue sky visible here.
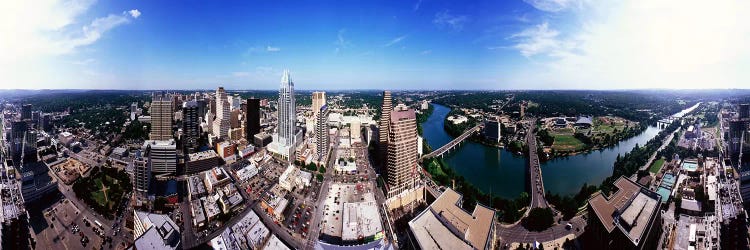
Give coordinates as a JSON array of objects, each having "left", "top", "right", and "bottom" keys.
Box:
[{"left": 2, "top": 0, "right": 749, "bottom": 90}]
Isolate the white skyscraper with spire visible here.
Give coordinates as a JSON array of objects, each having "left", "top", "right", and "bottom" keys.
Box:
[{"left": 276, "top": 70, "right": 296, "bottom": 159}]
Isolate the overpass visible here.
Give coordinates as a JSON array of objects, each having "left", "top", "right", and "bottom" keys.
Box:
[
  {"left": 422, "top": 124, "right": 482, "bottom": 160},
  {"left": 525, "top": 120, "right": 548, "bottom": 209}
]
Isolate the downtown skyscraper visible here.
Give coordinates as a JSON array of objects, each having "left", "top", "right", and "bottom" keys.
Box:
[
  {"left": 312, "top": 91, "right": 326, "bottom": 117},
  {"left": 212, "top": 87, "right": 230, "bottom": 140},
  {"left": 277, "top": 70, "right": 296, "bottom": 159},
  {"left": 150, "top": 93, "right": 174, "bottom": 140},
  {"left": 379, "top": 91, "right": 392, "bottom": 166},
  {"left": 182, "top": 100, "right": 200, "bottom": 153},
  {"left": 316, "top": 104, "right": 330, "bottom": 162},
  {"left": 386, "top": 106, "right": 418, "bottom": 197},
  {"left": 246, "top": 98, "right": 261, "bottom": 142}
]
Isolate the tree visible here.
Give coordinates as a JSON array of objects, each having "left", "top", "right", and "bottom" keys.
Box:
[
  {"left": 523, "top": 207, "right": 554, "bottom": 231},
  {"left": 316, "top": 173, "right": 324, "bottom": 182},
  {"left": 319, "top": 165, "right": 326, "bottom": 174},
  {"left": 306, "top": 163, "right": 317, "bottom": 172}
]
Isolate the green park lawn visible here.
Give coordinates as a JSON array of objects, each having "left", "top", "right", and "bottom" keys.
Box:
[
  {"left": 89, "top": 175, "right": 121, "bottom": 209},
  {"left": 649, "top": 158, "right": 666, "bottom": 174},
  {"left": 551, "top": 134, "right": 586, "bottom": 152}
]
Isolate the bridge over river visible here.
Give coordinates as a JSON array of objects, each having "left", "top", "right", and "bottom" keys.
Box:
[{"left": 421, "top": 124, "right": 482, "bottom": 160}]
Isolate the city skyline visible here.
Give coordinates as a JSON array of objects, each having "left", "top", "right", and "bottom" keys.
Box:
[{"left": 3, "top": 0, "right": 750, "bottom": 91}]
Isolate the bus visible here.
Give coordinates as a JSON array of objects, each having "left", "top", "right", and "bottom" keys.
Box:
[{"left": 94, "top": 220, "right": 103, "bottom": 228}]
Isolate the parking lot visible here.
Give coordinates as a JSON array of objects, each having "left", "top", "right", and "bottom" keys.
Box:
[
  {"left": 283, "top": 202, "right": 313, "bottom": 239},
  {"left": 37, "top": 199, "right": 109, "bottom": 250}
]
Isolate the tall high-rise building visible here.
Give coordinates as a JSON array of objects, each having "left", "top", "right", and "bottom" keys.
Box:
[
  {"left": 130, "top": 102, "right": 139, "bottom": 120},
  {"left": 246, "top": 98, "right": 261, "bottom": 141},
  {"left": 21, "top": 104, "right": 32, "bottom": 120},
  {"left": 277, "top": 70, "right": 297, "bottom": 159},
  {"left": 740, "top": 104, "right": 750, "bottom": 119},
  {"left": 182, "top": 101, "right": 201, "bottom": 153},
  {"left": 41, "top": 113, "right": 51, "bottom": 131},
  {"left": 484, "top": 119, "right": 502, "bottom": 143},
  {"left": 386, "top": 108, "right": 417, "bottom": 197},
  {"left": 143, "top": 140, "right": 177, "bottom": 174},
  {"left": 312, "top": 91, "right": 326, "bottom": 117},
  {"left": 196, "top": 100, "right": 208, "bottom": 120},
  {"left": 133, "top": 156, "right": 150, "bottom": 193},
  {"left": 317, "top": 105, "right": 330, "bottom": 162},
  {"left": 230, "top": 109, "right": 242, "bottom": 129},
  {"left": 379, "top": 91, "right": 393, "bottom": 166},
  {"left": 212, "top": 87, "right": 230, "bottom": 139},
  {"left": 150, "top": 93, "right": 174, "bottom": 140}
]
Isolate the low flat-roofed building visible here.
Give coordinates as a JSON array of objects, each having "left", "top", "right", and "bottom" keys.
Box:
[
  {"left": 133, "top": 211, "right": 181, "bottom": 249},
  {"left": 260, "top": 184, "right": 289, "bottom": 221},
  {"left": 220, "top": 192, "right": 244, "bottom": 213},
  {"left": 186, "top": 150, "right": 220, "bottom": 174},
  {"left": 188, "top": 175, "right": 206, "bottom": 201},
  {"left": 190, "top": 199, "right": 206, "bottom": 228},
  {"left": 204, "top": 167, "right": 231, "bottom": 193},
  {"left": 253, "top": 133, "right": 272, "bottom": 147},
  {"left": 263, "top": 234, "right": 290, "bottom": 250},
  {"left": 278, "top": 164, "right": 312, "bottom": 191},
  {"left": 409, "top": 188, "right": 495, "bottom": 250},
  {"left": 341, "top": 201, "right": 384, "bottom": 242},
  {"left": 202, "top": 196, "right": 222, "bottom": 222},
  {"left": 587, "top": 176, "right": 662, "bottom": 250},
  {"left": 236, "top": 163, "right": 259, "bottom": 182},
  {"left": 246, "top": 220, "right": 270, "bottom": 249}
]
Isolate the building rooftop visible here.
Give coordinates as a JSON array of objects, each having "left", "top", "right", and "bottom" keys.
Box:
[
  {"left": 143, "top": 139, "right": 176, "bottom": 149},
  {"left": 409, "top": 188, "right": 494, "bottom": 250},
  {"left": 575, "top": 116, "right": 593, "bottom": 125},
  {"left": 188, "top": 176, "right": 206, "bottom": 196},
  {"left": 263, "top": 234, "right": 290, "bottom": 250},
  {"left": 134, "top": 211, "right": 181, "bottom": 249},
  {"left": 619, "top": 192, "right": 659, "bottom": 242},
  {"left": 341, "top": 201, "right": 383, "bottom": 241},
  {"left": 246, "top": 221, "right": 270, "bottom": 248},
  {"left": 188, "top": 150, "right": 219, "bottom": 162},
  {"left": 190, "top": 199, "right": 206, "bottom": 224},
  {"left": 589, "top": 177, "right": 641, "bottom": 232},
  {"left": 236, "top": 164, "right": 259, "bottom": 182},
  {"left": 589, "top": 176, "right": 662, "bottom": 246},
  {"left": 390, "top": 108, "right": 415, "bottom": 123}
]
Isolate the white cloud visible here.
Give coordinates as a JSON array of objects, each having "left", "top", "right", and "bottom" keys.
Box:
[
  {"left": 413, "top": 0, "right": 423, "bottom": 11},
  {"left": 232, "top": 71, "right": 250, "bottom": 77},
  {"left": 266, "top": 46, "right": 280, "bottom": 52},
  {"left": 433, "top": 10, "right": 468, "bottom": 31},
  {"left": 523, "top": 0, "right": 582, "bottom": 12},
  {"left": 509, "top": 0, "right": 750, "bottom": 89},
  {"left": 70, "top": 58, "right": 96, "bottom": 65},
  {"left": 384, "top": 35, "right": 407, "bottom": 47},
  {"left": 0, "top": 0, "right": 139, "bottom": 88},
  {"left": 420, "top": 50, "right": 432, "bottom": 55},
  {"left": 508, "top": 22, "right": 563, "bottom": 57},
  {"left": 334, "top": 29, "right": 352, "bottom": 54},
  {"left": 62, "top": 13, "right": 132, "bottom": 52},
  {"left": 128, "top": 9, "right": 141, "bottom": 19}
]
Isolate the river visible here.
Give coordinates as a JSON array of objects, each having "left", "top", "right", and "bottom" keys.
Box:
[{"left": 421, "top": 103, "right": 666, "bottom": 199}]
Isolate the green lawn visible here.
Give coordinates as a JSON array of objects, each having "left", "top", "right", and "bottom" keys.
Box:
[
  {"left": 649, "top": 158, "right": 665, "bottom": 173},
  {"left": 89, "top": 175, "right": 120, "bottom": 209},
  {"left": 552, "top": 134, "right": 586, "bottom": 152},
  {"left": 91, "top": 178, "right": 108, "bottom": 207}
]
